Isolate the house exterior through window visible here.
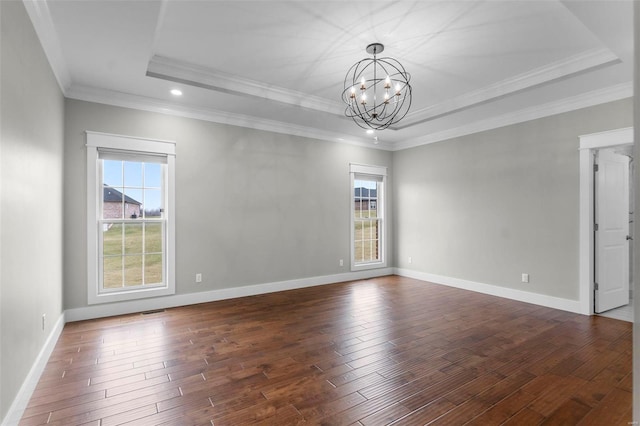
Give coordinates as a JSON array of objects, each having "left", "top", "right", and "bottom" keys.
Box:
[
  {"left": 350, "top": 163, "right": 387, "bottom": 270},
  {"left": 103, "top": 186, "right": 142, "bottom": 219},
  {"left": 86, "top": 132, "right": 176, "bottom": 304}
]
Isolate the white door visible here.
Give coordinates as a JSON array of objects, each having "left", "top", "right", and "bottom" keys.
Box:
[{"left": 595, "top": 149, "right": 630, "bottom": 313}]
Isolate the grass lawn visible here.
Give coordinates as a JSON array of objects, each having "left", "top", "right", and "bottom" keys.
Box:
[
  {"left": 354, "top": 209, "right": 380, "bottom": 262},
  {"left": 103, "top": 222, "right": 163, "bottom": 288}
]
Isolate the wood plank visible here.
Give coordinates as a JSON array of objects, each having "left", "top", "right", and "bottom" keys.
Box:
[
  {"left": 465, "top": 389, "right": 537, "bottom": 425},
  {"left": 501, "top": 407, "right": 546, "bottom": 425},
  {"left": 541, "top": 398, "right": 592, "bottom": 425},
  {"left": 577, "top": 387, "right": 632, "bottom": 426},
  {"left": 389, "top": 398, "right": 455, "bottom": 425},
  {"left": 426, "top": 398, "right": 492, "bottom": 425}
]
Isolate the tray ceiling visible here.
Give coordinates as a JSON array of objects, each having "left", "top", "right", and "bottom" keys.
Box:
[{"left": 25, "top": 0, "right": 633, "bottom": 150}]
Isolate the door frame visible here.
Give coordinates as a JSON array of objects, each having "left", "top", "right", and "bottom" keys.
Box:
[{"left": 579, "top": 127, "right": 633, "bottom": 315}]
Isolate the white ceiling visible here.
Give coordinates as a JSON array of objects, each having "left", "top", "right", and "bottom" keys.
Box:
[{"left": 25, "top": 0, "right": 633, "bottom": 150}]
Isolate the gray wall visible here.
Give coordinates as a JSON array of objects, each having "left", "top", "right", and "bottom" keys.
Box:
[
  {"left": 64, "top": 99, "right": 393, "bottom": 310},
  {"left": 393, "top": 99, "right": 632, "bottom": 301},
  {"left": 0, "top": 1, "right": 65, "bottom": 421},
  {"left": 633, "top": 1, "right": 639, "bottom": 420}
]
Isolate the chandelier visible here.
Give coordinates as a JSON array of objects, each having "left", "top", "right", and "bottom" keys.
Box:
[{"left": 342, "top": 43, "right": 412, "bottom": 131}]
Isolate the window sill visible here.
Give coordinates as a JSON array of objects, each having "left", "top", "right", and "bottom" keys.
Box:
[
  {"left": 88, "top": 285, "right": 175, "bottom": 305},
  {"left": 351, "top": 261, "right": 387, "bottom": 272}
]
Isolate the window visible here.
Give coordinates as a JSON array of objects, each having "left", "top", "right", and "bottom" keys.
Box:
[
  {"left": 87, "top": 132, "right": 175, "bottom": 304},
  {"left": 351, "top": 164, "right": 386, "bottom": 270}
]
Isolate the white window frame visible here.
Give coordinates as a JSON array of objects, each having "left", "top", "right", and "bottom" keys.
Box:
[
  {"left": 350, "top": 163, "right": 387, "bottom": 271},
  {"left": 86, "top": 131, "right": 176, "bottom": 304}
]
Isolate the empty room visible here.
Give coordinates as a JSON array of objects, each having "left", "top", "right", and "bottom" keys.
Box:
[{"left": 1, "top": 1, "right": 638, "bottom": 425}]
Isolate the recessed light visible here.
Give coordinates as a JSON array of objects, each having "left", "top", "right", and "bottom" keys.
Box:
[
  {"left": 170, "top": 89, "right": 183, "bottom": 96},
  {"left": 366, "top": 129, "right": 374, "bottom": 135}
]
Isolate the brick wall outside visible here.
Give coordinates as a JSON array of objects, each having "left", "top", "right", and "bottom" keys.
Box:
[{"left": 104, "top": 202, "right": 141, "bottom": 219}]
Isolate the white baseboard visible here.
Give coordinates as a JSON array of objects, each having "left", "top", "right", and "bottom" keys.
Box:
[
  {"left": 394, "top": 268, "right": 583, "bottom": 314},
  {"left": 66, "top": 268, "right": 394, "bottom": 322},
  {"left": 2, "top": 312, "right": 66, "bottom": 426}
]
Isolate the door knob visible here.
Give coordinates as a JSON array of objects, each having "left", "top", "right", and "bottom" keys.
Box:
[{"left": 627, "top": 235, "right": 633, "bottom": 240}]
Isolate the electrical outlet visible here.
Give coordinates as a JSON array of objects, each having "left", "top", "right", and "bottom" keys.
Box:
[
  {"left": 521, "top": 273, "right": 529, "bottom": 283},
  {"left": 195, "top": 273, "right": 202, "bottom": 283},
  {"left": 339, "top": 259, "right": 344, "bottom": 267},
  {"left": 408, "top": 256, "right": 412, "bottom": 264},
  {"left": 42, "top": 314, "right": 46, "bottom": 331}
]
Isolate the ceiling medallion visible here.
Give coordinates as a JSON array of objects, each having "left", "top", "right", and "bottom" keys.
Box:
[{"left": 342, "top": 43, "right": 412, "bottom": 131}]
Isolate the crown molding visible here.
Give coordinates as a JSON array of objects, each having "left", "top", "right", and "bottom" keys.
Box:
[
  {"left": 147, "top": 55, "right": 344, "bottom": 116},
  {"left": 22, "top": 0, "right": 71, "bottom": 93},
  {"left": 66, "top": 85, "right": 391, "bottom": 150},
  {"left": 397, "top": 47, "right": 621, "bottom": 129},
  {"left": 393, "top": 81, "right": 632, "bottom": 151},
  {"left": 66, "top": 80, "right": 631, "bottom": 154}
]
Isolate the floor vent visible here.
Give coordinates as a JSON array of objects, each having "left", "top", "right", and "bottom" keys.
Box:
[{"left": 141, "top": 309, "right": 166, "bottom": 315}]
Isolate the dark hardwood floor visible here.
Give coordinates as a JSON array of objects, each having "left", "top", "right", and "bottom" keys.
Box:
[{"left": 20, "top": 276, "right": 632, "bottom": 425}]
